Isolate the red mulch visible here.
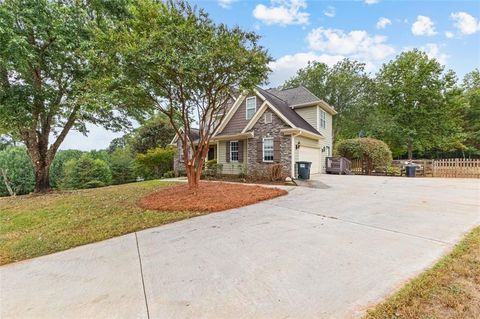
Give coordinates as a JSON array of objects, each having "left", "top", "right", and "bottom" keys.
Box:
[{"left": 137, "top": 181, "right": 288, "bottom": 212}]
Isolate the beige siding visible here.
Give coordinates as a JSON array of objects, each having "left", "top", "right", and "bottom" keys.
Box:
[
  {"left": 317, "top": 106, "right": 333, "bottom": 173},
  {"left": 221, "top": 96, "right": 262, "bottom": 135},
  {"left": 294, "top": 136, "right": 321, "bottom": 175},
  {"left": 295, "top": 106, "right": 317, "bottom": 131},
  {"left": 217, "top": 140, "right": 247, "bottom": 175}
]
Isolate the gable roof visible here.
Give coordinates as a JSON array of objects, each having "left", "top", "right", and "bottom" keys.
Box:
[
  {"left": 267, "top": 86, "right": 321, "bottom": 106},
  {"left": 170, "top": 128, "right": 200, "bottom": 145},
  {"left": 257, "top": 87, "right": 321, "bottom": 135}
]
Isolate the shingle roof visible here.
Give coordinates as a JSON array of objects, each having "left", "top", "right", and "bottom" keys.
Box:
[
  {"left": 257, "top": 87, "right": 321, "bottom": 136},
  {"left": 267, "top": 86, "right": 321, "bottom": 106}
]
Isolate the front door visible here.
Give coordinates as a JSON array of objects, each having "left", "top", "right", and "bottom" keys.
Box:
[{"left": 208, "top": 146, "right": 215, "bottom": 161}]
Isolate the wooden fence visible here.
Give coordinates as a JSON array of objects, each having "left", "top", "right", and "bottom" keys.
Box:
[{"left": 350, "top": 158, "right": 480, "bottom": 178}]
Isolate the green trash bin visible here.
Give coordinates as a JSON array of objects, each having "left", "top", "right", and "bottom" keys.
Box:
[{"left": 296, "top": 161, "right": 312, "bottom": 180}]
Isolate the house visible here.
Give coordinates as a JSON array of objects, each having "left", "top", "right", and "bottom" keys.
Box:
[{"left": 172, "top": 86, "right": 336, "bottom": 178}]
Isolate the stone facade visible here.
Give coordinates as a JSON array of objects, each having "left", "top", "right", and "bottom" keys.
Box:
[
  {"left": 246, "top": 110, "right": 292, "bottom": 177},
  {"left": 173, "top": 140, "right": 186, "bottom": 174}
]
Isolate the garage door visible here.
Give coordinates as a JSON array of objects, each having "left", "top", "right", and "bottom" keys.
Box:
[{"left": 299, "top": 146, "right": 320, "bottom": 174}]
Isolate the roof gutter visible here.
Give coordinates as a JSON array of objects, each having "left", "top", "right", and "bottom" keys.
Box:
[
  {"left": 211, "top": 131, "right": 254, "bottom": 141},
  {"left": 281, "top": 128, "right": 323, "bottom": 140},
  {"left": 290, "top": 100, "right": 337, "bottom": 115}
]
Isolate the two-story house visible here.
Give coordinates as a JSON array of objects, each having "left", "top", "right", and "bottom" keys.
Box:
[{"left": 172, "top": 86, "right": 336, "bottom": 178}]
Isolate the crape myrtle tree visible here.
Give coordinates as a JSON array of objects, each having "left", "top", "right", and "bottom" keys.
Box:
[
  {"left": 0, "top": 0, "right": 140, "bottom": 193},
  {"left": 105, "top": 0, "right": 271, "bottom": 189},
  {"left": 376, "top": 50, "right": 464, "bottom": 159}
]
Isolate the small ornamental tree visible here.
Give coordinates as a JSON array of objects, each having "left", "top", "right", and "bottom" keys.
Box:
[
  {"left": 103, "top": 0, "right": 271, "bottom": 189},
  {"left": 60, "top": 155, "right": 112, "bottom": 190},
  {"left": 336, "top": 137, "right": 392, "bottom": 173}
]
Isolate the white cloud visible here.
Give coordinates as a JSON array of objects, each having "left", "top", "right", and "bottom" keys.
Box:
[
  {"left": 218, "top": 0, "right": 235, "bottom": 9},
  {"left": 324, "top": 6, "right": 335, "bottom": 18},
  {"left": 450, "top": 12, "right": 480, "bottom": 35},
  {"left": 253, "top": 0, "right": 309, "bottom": 26},
  {"left": 422, "top": 43, "right": 449, "bottom": 65},
  {"left": 307, "top": 27, "right": 395, "bottom": 61},
  {"left": 445, "top": 31, "right": 454, "bottom": 39},
  {"left": 268, "top": 52, "right": 345, "bottom": 87},
  {"left": 365, "top": 0, "right": 379, "bottom": 4},
  {"left": 376, "top": 17, "right": 391, "bottom": 29},
  {"left": 411, "top": 15, "right": 437, "bottom": 36},
  {"left": 60, "top": 125, "right": 126, "bottom": 151}
]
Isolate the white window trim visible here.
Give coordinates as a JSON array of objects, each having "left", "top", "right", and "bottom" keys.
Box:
[
  {"left": 246, "top": 96, "right": 256, "bottom": 120},
  {"left": 262, "top": 137, "right": 274, "bottom": 162},
  {"left": 230, "top": 140, "right": 239, "bottom": 162},
  {"left": 319, "top": 109, "right": 326, "bottom": 129}
]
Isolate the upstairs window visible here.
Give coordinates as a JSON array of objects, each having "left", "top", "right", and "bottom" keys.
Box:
[
  {"left": 319, "top": 109, "right": 326, "bottom": 129},
  {"left": 230, "top": 141, "right": 239, "bottom": 161},
  {"left": 263, "top": 137, "right": 274, "bottom": 162},
  {"left": 246, "top": 96, "right": 256, "bottom": 120}
]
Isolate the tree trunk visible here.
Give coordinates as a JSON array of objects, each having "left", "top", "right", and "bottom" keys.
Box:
[
  {"left": 407, "top": 141, "right": 413, "bottom": 160},
  {"left": 34, "top": 163, "right": 51, "bottom": 193}
]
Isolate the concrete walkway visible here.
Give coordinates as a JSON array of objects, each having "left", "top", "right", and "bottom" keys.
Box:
[{"left": 1, "top": 175, "right": 479, "bottom": 318}]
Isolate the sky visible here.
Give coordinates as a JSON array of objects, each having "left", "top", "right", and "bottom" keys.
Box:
[{"left": 60, "top": 0, "right": 480, "bottom": 150}]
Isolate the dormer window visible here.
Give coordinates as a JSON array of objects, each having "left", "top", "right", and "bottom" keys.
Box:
[{"left": 246, "top": 96, "right": 256, "bottom": 120}]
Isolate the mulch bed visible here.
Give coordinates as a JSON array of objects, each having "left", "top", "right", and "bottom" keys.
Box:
[{"left": 137, "top": 181, "right": 288, "bottom": 212}]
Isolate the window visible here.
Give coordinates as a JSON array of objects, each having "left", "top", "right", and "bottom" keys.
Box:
[
  {"left": 230, "top": 141, "right": 239, "bottom": 161},
  {"left": 263, "top": 137, "right": 274, "bottom": 162},
  {"left": 319, "top": 109, "right": 326, "bottom": 129},
  {"left": 325, "top": 146, "right": 331, "bottom": 156},
  {"left": 246, "top": 96, "right": 256, "bottom": 119},
  {"left": 264, "top": 111, "right": 272, "bottom": 124}
]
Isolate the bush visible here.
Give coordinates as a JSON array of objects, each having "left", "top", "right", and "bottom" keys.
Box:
[
  {"left": 135, "top": 147, "right": 175, "bottom": 179},
  {"left": 162, "top": 170, "right": 175, "bottom": 178},
  {"left": 0, "top": 147, "right": 34, "bottom": 196},
  {"left": 386, "top": 166, "right": 401, "bottom": 176},
  {"left": 60, "top": 154, "right": 112, "bottom": 190},
  {"left": 49, "top": 150, "right": 84, "bottom": 188},
  {"left": 336, "top": 137, "right": 392, "bottom": 172},
  {"left": 109, "top": 149, "right": 136, "bottom": 184}
]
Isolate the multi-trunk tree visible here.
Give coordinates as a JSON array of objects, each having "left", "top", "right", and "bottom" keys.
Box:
[
  {"left": 102, "top": 0, "right": 270, "bottom": 189},
  {"left": 0, "top": 0, "right": 138, "bottom": 193}
]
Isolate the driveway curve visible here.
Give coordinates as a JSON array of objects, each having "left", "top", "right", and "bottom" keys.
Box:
[{"left": 1, "top": 175, "right": 479, "bottom": 318}]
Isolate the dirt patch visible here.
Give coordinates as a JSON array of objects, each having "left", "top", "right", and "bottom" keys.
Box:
[{"left": 138, "top": 181, "right": 288, "bottom": 212}]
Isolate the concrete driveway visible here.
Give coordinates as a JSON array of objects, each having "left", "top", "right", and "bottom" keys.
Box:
[{"left": 1, "top": 175, "right": 479, "bottom": 319}]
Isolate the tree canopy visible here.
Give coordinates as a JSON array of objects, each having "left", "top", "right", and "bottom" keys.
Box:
[
  {"left": 101, "top": 0, "right": 271, "bottom": 188},
  {"left": 0, "top": 0, "right": 140, "bottom": 192}
]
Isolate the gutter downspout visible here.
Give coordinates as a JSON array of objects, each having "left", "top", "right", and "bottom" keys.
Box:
[{"left": 291, "top": 131, "right": 302, "bottom": 179}]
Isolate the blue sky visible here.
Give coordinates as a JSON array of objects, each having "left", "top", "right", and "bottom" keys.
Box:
[{"left": 61, "top": 0, "right": 480, "bottom": 150}]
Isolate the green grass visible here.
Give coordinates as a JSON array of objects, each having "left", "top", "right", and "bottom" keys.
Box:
[
  {"left": 0, "top": 181, "right": 203, "bottom": 265},
  {"left": 365, "top": 226, "right": 480, "bottom": 319}
]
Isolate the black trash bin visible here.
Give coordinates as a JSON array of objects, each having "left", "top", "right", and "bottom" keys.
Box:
[
  {"left": 405, "top": 164, "right": 417, "bottom": 177},
  {"left": 296, "top": 161, "right": 312, "bottom": 180}
]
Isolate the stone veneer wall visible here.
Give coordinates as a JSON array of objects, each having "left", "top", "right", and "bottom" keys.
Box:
[
  {"left": 173, "top": 140, "right": 186, "bottom": 174},
  {"left": 246, "top": 110, "right": 292, "bottom": 177}
]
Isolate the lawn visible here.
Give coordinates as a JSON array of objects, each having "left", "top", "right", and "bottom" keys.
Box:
[
  {"left": 0, "top": 180, "right": 287, "bottom": 266},
  {"left": 0, "top": 181, "right": 196, "bottom": 265},
  {"left": 365, "top": 226, "right": 480, "bottom": 319}
]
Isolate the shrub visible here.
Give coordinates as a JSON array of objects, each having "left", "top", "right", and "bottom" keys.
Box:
[
  {"left": 49, "top": 149, "right": 84, "bottom": 188},
  {"left": 60, "top": 154, "right": 112, "bottom": 189},
  {"left": 205, "top": 159, "right": 217, "bottom": 169},
  {"left": 336, "top": 137, "right": 392, "bottom": 172},
  {"left": 162, "top": 170, "right": 175, "bottom": 178},
  {"left": 109, "top": 149, "right": 136, "bottom": 184},
  {"left": 135, "top": 147, "right": 175, "bottom": 179},
  {"left": 0, "top": 146, "right": 34, "bottom": 196},
  {"left": 269, "top": 164, "right": 284, "bottom": 181},
  {"left": 386, "top": 166, "right": 401, "bottom": 176}
]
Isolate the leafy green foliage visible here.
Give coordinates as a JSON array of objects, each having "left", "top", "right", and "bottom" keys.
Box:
[
  {"left": 376, "top": 50, "right": 464, "bottom": 159},
  {"left": 336, "top": 138, "right": 393, "bottom": 171},
  {"left": 49, "top": 150, "right": 84, "bottom": 189},
  {"left": 284, "top": 59, "right": 379, "bottom": 140},
  {"left": 131, "top": 115, "right": 175, "bottom": 154},
  {"left": 0, "top": 147, "right": 34, "bottom": 196},
  {"left": 109, "top": 149, "right": 136, "bottom": 184},
  {"left": 0, "top": 0, "right": 139, "bottom": 192},
  {"left": 100, "top": 0, "right": 271, "bottom": 188},
  {"left": 462, "top": 69, "right": 480, "bottom": 156},
  {"left": 60, "top": 154, "right": 112, "bottom": 189},
  {"left": 135, "top": 147, "right": 175, "bottom": 179}
]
